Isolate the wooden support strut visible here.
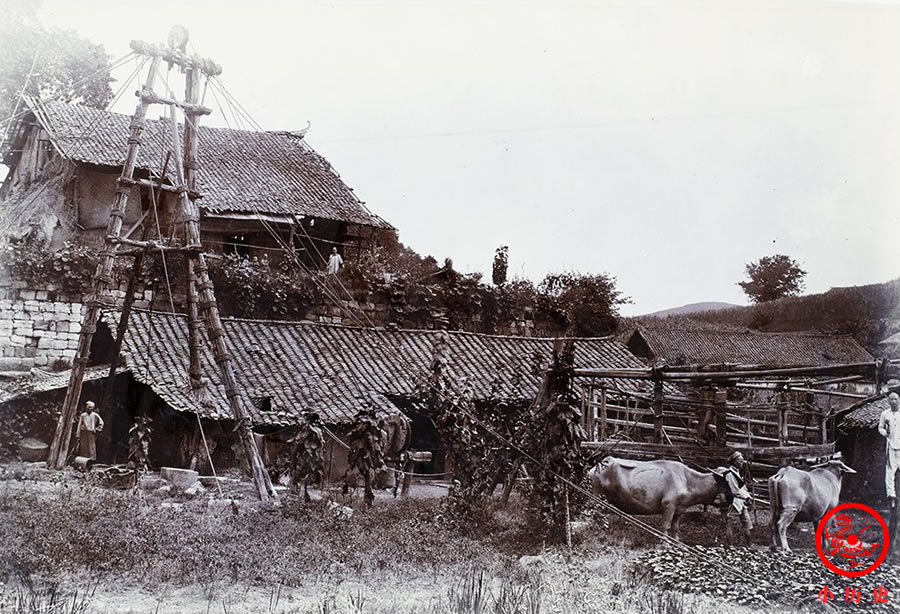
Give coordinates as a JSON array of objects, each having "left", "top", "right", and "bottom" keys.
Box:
[
  {"left": 47, "top": 57, "right": 162, "bottom": 470},
  {"left": 98, "top": 246, "right": 146, "bottom": 417},
  {"left": 172, "top": 65, "right": 275, "bottom": 500}
]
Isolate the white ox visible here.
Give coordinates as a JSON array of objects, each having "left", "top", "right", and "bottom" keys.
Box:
[
  {"left": 768, "top": 459, "right": 856, "bottom": 552},
  {"left": 590, "top": 456, "right": 722, "bottom": 539}
]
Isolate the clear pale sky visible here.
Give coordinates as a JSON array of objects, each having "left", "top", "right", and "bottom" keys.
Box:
[{"left": 22, "top": 0, "right": 900, "bottom": 315}]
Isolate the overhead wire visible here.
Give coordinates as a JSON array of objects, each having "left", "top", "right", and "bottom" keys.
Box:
[
  {"left": 196, "top": 80, "right": 841, "bottom": 602},
  {"left": 0, "top": 51, "right": 139, "bottom": 134},
  {"left": 0, "top": 54, "right": 147, "bottom": 238},
  {"left": 66, "top": 55, "right": 846, "bottom": 605},
  {"left": 1, "top": 46, "right": 41, "bottom": 148},
  {"left": 131, "top": 63, "right": 806, "bottom": 597}
]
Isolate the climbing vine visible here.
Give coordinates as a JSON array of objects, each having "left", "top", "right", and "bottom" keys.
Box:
[
  {"left": 287, "top": 412, "right": 326, "bottom": 502},
  {"left": 344, "top": 407, "right": 387, "bottom": 507},
  {"left": 0, "top": 237, "right": 97, "bottom": 295},
  {"left": 127, "top": 416, "right": 152, "bottom": 472}
]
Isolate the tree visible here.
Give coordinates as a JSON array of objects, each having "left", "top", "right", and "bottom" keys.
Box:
[
  {"left": 0, "top": 1, "right": 113, "bottom": 139},
  {"left": 738, "top": 254, "right": 807, "bottom": 303},
  {"left": 492, "top": 245, "right": 508, "bottom": 286},
  {"left": 537, "top": 271, "right": 629, "bottom": 336}
]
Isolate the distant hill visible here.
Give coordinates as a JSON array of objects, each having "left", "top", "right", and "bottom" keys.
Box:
[
  {"left": 620, "top": 279, "right": 900, "bottom": 354},
  {"left": 644, "top": 302, "right": 742, "bottom": 318}
]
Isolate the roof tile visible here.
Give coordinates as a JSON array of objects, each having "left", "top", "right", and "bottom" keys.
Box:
[
  {"left": 108, "top": 311, "right": 651, "bottom": 425},
  {"left": 633, "top": 328, "right": 873, "bottom": 367},
  {"left": 29, "top": 100, "right": 392, "bottom": 229}
]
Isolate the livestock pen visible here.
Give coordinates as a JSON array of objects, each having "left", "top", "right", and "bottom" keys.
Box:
[{"left": 576, "top": 360, "right": 892, "bottom": 502}]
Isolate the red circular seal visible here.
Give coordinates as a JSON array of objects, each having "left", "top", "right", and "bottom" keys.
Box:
[{"left": 815, "top": 503, "right": 889, "bottom": 577}]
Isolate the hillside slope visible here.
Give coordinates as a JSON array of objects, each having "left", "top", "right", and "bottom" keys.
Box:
[
  {"left": 623, "top": 278, "right": 900, "bottom": 354},
  {"left": 644, "top": 301, "right": 742, "bottom": 317}
]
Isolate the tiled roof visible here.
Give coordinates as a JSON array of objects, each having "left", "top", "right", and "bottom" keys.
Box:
[
  {"left": 26, "top": 99, "right": 392, "bottom": 229},
  {"left": 106, "top": 310, "right": 652, "bottom": 426},
  {"left": 0, "top": 365, "right": 116, "bottom": 403},
  {"left": 840, "top": 395, "right": 892, "bottom": 431},
  {"left": 629, "top": 327, "right": 873, "bottom": 367}
]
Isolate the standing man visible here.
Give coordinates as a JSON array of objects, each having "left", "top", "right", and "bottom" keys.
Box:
[
  {"left": 878, "top": 392, "right": 900, "bottom": 507},
  {"left": 326, "top": 247, "right": 343, "bottom": 275},
  {"left": 718, "top": 450, "right": 754, "bottom": 546},
  {"left": 76, "top": 401, "right": 104, "bottom": 460}
]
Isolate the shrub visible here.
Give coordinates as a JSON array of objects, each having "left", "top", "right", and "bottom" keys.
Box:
[{"left": 0, "top": 237, "right": 96, "bottom": 295}]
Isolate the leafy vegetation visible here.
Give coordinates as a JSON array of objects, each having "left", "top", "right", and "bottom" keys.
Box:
[
  {"left": 0, "top": 238, "right": 96, "bottom": 296},
  {"left": 537, "top": 272, "right": 629, "bottom": 336},
  {"left": 737, "top": 254, "right": 806, "bottom": 303},
  {"left": 126, "top": 416, "right": 152, "bottom": 473},
  {"left": 492, "top": 245, "right": 509, "bottom": 287},
  {"left": 343, "top": 408, "right": 388, "bottom": 507},
  {"left": 285, "top": 413, "right": 326, "bottom": 502},
  {"left": 204, "top": 253, "right": 324, "bottom": 320},
  {"left": 0, "top": 1, "right": 113, "bottom": 142},
  {"left": 0, "top": 466, "right": 872, "bottom": 614}
]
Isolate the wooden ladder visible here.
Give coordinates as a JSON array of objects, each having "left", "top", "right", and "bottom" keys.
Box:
[{"left": 46, "top": 34, "right": 276, "bottom": 501}]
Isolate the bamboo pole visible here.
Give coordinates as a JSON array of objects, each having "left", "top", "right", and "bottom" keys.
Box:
[
  {"left": 47, "top": 57, "right": 161, "bottom": 469},
  {"left": 172, "top": 66, "right": 275, "bottom": 501},
  {"left": 181, "top": 68, "right": 204, "bottom": 394},
  {"left": 98, "top": 246, "right": 146, "bottom": 417}
]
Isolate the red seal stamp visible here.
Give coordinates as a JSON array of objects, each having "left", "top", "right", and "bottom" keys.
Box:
[{"left": 816, "top": 503, "right": 889, "bottom": 577}]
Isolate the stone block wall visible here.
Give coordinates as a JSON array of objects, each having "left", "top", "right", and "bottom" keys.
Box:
[
  {"left": 0, "top": 282, "right": 85, "bottom": 372},
  {"left": 0, "top": 280, "right": 153, "bottom": 373}
]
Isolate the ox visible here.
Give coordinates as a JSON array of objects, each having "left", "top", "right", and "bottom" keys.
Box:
[
  {"left": 768, "top": 459, "right": 856, "bottom": 552},
  {"left": 590, "top": 456, "right": 722, "bottom": 539}
]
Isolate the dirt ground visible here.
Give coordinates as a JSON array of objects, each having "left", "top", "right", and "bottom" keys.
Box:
[{"left": 0, "top": 462, "right": 895, "bottom": 614}]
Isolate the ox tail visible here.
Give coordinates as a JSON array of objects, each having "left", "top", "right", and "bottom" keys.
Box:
[{"left": 768, "top": 471, "right": 782, "bottom": 527}]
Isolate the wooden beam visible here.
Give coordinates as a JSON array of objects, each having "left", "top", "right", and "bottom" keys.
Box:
[
  {"left": 139, "top": 91, "right": 213, "bottom": 116},
  {"left": 574, "top": 362, "right": 877, "bottom": 382},
  {"left": 118, "top": 177, "right": 190, "bottom": 195},
  {"left": 47, "top": 57, "right": 162, "bottom": 470},
  {"left": 599, "top": 385, "right": 608, "bottom": 441},
  {"left": 129, "top": 40, "right": 222, "bottom": 76},
  {"left": 581, "top": 440, "right": 835, "bottom": 461},
  {"left": 735, "top": 382, "right": 868, "bottom": 399}
]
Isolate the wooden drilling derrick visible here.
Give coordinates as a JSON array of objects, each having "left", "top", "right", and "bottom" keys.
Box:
[{"left": 46, "top": 30, "right": 276, "bottom": 501}]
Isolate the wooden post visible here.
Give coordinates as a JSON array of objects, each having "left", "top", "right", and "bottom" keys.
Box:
[
  {"left": 47, "top": 57, "right": 161, "bottom": 469},
  {"left": 582, "top": 384, "right": 595, "bottom": 441},
  {"left": 652, "top": 380, "right": 664, "bottom": 443},
  {"left": 171, "top": 65, "right": 275, "bottom": 501},
  {"left": 821, "top": 396, "right": 831, "bottom": 444},
  {"left": 776, "top": 391, "right": 787, "bottom": 446},
  {"left": 714, "top": 387, "right": 728, "bottom": 446},
  {"left": 181, "top": 67, "right": 205, "bottom": 393},
  {"left": 598, "top": 384, "right": 608, "bottom": 441}
]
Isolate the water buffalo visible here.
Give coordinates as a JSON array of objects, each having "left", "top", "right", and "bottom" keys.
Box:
[
  {"left": 590, "top": 456, "right": 722, "bottom": 539},
  {"left": 768, "top": 458, "right": 856, "bottom": 552}
]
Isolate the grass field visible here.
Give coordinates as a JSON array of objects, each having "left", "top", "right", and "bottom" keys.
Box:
[{"left": 0, "top": 462, "right": 888, "bottom": 614}]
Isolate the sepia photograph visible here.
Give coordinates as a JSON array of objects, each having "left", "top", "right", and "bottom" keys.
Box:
[{"left": 0, "top": 1, "right": 899, "bottom": 612}]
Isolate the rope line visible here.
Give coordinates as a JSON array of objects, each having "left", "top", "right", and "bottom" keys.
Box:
[
  {"left": 0, "top": 51, "right": 139, "bottom": 132},
  {"left": 0, "top": 55, "right": 146, "bottom": 238}
]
